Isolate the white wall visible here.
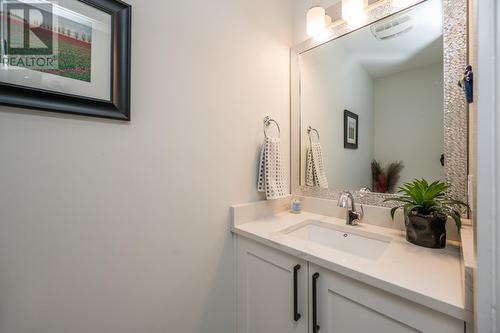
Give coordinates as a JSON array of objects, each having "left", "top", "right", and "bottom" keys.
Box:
[
  {"left": 300, "top": 41, "right": 374, "bottom": 189},
  {"left": 373, "top": 63, "right": 444, "bottom": 187},
  {"left": 496, "top": 4, "right": 499, "bottom": 329},
  {"left": 476, "top": 0, "right": 499, "bottom": 331},
  {"left": 0, "top": 1, "right": 292, "bottom": 333}
]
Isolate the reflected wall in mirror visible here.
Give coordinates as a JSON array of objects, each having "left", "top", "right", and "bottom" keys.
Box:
[{"left": 300, "top": 0, "right": 444, "bottom": 194}]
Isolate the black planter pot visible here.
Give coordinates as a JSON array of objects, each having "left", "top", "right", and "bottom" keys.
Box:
[{"left": 405, "top": 213, "right": 447, "bottom": 249}]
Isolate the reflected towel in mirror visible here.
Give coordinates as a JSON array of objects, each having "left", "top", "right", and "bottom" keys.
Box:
[{"left": 306, "top": 142, "right": 329, "bottom": 189}]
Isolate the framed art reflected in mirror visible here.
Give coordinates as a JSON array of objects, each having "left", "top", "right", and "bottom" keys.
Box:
[
  {"left": 0, "top": 0, "right": 131, "bottom": 120},
  {"left": 344, "top": 110, "right": 358, "bottom": 150}
]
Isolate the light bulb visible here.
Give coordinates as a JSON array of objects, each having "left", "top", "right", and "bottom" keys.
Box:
[
  {"left": 325, "top": 14, "right": 333, "bottom": 26},
  {"left": 307, "top": 6, "right": 326, "bottom": 37},
  {"left": 341, "top": 0, "right": 366, "bottom": 25}
]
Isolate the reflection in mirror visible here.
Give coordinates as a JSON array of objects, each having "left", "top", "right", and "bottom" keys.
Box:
[{"left": 300, "top": 0, "right": 443, "bottom": 194}]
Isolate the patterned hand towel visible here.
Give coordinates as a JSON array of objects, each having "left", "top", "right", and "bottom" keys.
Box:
[
  {"left": 258, "top": 137, "right": 288, "bottom": 200},
  {"left": 305, "top": 142, "right": 328, "bottom": 188}
]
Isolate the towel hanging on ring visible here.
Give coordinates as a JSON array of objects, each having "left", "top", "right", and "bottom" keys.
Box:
[{"left": 257, "top": 117, "right": 288, "bottom": 200}]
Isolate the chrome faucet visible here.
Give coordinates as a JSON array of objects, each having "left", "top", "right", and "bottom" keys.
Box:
[{"left": 337, "top": 191, "right": 364, "bottom": 226}]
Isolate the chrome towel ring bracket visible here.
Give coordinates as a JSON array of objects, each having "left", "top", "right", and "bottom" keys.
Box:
[
  {"left": 307, "top": 126, "right": 320, "bottom": 144},
  {"left": 264, "top": 116, "right": 281, "bottom": 139}
]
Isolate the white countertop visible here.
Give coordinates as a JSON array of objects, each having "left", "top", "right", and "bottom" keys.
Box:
[{"left": 232, "top": 210, "right": 472, "bottom": 322}]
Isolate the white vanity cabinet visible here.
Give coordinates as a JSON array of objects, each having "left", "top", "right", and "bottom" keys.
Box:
[
  {"left": 236, "top": 237, "right": 465, "bottom": 333},
  {"left": 236, "top": 236, "right": 308, "bottom": 333},
  {"left": 309, "top": 264, "right": 465, "bottom": 333}
]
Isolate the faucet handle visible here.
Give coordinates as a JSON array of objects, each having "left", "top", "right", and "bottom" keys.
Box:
[
  {"left": 348, "top": 211, "right": 361, "bottom": 226},
  {"left": 349, "top": 205, "right": 364, "bottom": 226},
  {"left": 337, "top": 191, "right": 349, "bottom": 208},
  {"left": 358, "top": 204, "right": 364, "bottom": 220}
]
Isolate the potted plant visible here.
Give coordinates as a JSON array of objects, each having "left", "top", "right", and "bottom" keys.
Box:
[{"left": 384, "top": 179, "right": 469, "bottom": 249}]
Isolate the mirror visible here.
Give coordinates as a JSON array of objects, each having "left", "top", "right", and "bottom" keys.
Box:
[{"left": 299, "top": 0, "right": 445, "bottom": 194}]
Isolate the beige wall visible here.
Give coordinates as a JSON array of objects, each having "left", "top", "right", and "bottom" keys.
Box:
[{"left": 0, "top": 1, "right": 292, "bottom": 332}]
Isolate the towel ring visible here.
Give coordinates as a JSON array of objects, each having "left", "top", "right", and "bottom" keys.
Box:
[
  {"left": 264, "top": 116, "right": 281, "bottom": 139},
  {"left": 307, "top": 126, "right": 320, "bottom": 144}
]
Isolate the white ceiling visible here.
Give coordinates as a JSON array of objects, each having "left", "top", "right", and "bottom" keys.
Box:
[{"left": 334, "top": 0, "right": 443, "bottom": 78}]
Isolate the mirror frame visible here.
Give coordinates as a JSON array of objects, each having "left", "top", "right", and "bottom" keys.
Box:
[{"left": 291, "top": 0, "right": 469, "bottom": 208}]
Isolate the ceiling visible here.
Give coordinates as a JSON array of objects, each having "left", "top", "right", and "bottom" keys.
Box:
[{"left": 334, "top": 0, "right": 444, "bottom": 78}]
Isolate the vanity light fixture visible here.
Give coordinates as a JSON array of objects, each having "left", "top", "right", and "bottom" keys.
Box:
[
  {"left": 341, "top": 0, "right": 366, "bottom": 25},
  {"left": 307, "top": 6, "right": 327, "bottom": 38}
]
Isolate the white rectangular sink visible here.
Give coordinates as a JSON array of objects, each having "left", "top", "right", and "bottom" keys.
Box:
[{"left": 281, "top": 220, "right": 391, "bottom": 260}]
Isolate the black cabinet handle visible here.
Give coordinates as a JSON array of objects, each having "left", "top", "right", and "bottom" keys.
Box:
[
  {"left": 312, "top": 272, "right": 320, "bottom": 333},
  {"left": 293, "top": 265, "right": 301, "bottom": 322}
]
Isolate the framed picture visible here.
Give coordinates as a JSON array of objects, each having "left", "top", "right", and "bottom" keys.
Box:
[
  {"left": 0, "top": 0, "right": 131, "bottom": 120},
  {"left": 344, "top": 109, "right": 358, "bottom": 149}
]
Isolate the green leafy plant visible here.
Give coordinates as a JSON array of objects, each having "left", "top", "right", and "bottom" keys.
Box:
[{"left": 384, "top": 179, "right": 469, "bottom": 230}]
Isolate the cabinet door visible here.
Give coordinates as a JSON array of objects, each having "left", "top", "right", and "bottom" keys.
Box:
[
  {"left": 236, "top": 236, "right": 308, "bottom": 333},
  {"left": 309, "top": 264, "right": 464, "bottom": 333}
]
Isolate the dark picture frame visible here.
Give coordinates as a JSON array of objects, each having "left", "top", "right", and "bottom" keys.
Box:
[
  {"left": 0, "top": 0, "right": 132, "bottom": 121},
  {"left": 344, "top": 109, "right": 358, "bottom": 149}
]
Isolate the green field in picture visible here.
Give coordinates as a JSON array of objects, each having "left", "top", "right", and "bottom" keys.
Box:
[{"left": 4, "top": 12, "right": 93, "bottom": 82}]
